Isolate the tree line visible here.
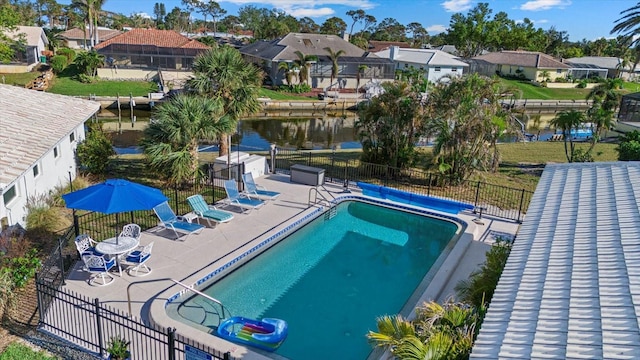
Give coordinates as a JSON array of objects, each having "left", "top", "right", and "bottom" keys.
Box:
[{"left": 2, "top": 1, "right": 640, "bottom": 64}]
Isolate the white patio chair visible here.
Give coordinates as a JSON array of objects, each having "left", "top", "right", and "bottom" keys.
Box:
[
  {"left": 75, "top": 234, "right": 99, "bottom": 257},
  {"left": 125, "top": 242, "right": 154, "bottom": 277},
  {"left": 82, "top": 254, "right": 116, "bottom": 286},
  {"left": 119, "top": 223, "right": 141, "bottom": 241}
]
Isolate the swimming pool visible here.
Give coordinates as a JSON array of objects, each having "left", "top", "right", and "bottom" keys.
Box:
[{"left": 168, "top": 199, "right": 461, "bottom": 359}]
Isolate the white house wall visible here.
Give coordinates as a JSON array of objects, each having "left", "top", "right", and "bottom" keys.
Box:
[
  {"left": 0, "top": 124, "right": 85, "bottom": 228},
  {"left": 395, "top": 61, "right": 464, "bottom": 84}
]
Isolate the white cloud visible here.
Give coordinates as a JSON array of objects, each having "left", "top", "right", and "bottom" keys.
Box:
[
  {"left": 288, "top": 7, "right": 335, "bottom": 18},
  {"left": 426, "top": 24, "right": 447, "bottom": 34},
  {"left": 221, "top": 0, "right": 376, "bottom": 19},
  {"left": 133, "top": 12, "right": 152, "bottom": 19},
  {"left": 515, "top": 18, "right": 549, "bottom": 25},
  {"left": 441, "top": 0, "right": 474, "bottom": 13},
  {"left": 519, "top": 0, "right": 571, "bottom": 11}
]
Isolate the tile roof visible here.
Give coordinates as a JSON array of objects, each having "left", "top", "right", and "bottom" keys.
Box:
[
  {"left": 2, "top": 26, "right": 47, "bottom": 47},
  {"left": 94, "top": 28, "right": 210, "bottom": 50},
  {"left": 470, "top": 162, "right": 640, "bottom": 360},
  {"left": 368, "top": 40, "right": 411, "bottom": 52},
  {"left": 59, "top": 27, "right": 121, "bottom": 42},
  {"left": 473, "top": 50, "right": 569, "bottom": 69},
  {"left": 0, "top": 85, "right": 100, "bottom": 186}
]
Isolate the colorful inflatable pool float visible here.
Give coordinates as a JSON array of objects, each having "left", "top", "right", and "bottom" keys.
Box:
[{"left": 217, "top": 317, "right": 288, "bottom": 352}]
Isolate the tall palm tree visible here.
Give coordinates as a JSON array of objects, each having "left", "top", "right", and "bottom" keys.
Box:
[
  {"left": 186, "top": 46, "right": 264, "bottom": 157},
  {"left": 141, "top": 94, "right": 234, "bottom": 185},
  {"left": 549, "top": 109, "right": 586, "bottom": 163},
  {"left": 71, "top": 0, "right": 106, "bottom": 48},
  {"left": 611, "top": 3, "right": 640, "bottom": 48},
  {"left": 324, "top": 47, "right": 345, "bottom": 91},
  {"left": 292, "top": 51, "right": 317, "bottom": 85}
]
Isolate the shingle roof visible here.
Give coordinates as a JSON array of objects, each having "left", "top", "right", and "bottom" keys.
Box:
[
  {"left": 2, "top": 26, "right": 47, "bottom": 47},
  {"left": 0, "top": 85, "right": 100, "bottom": 186},
  {"left": 374, "top": 47, "right": 469, "bottom": 67},
  {"left": 473, "top": 50, "right": 569, "bottom": 69},
  {"left": 471, "top": 162, "right": 640, "bottom": 360},
  {"left": 59, "top": 27, "right": 121, "bottom": 42},
  {"left": 239, "top": 32, "right": 364, "bottom": 61},
  {"left": 94, "top": 28, "right": 209, "bottom": 50}
]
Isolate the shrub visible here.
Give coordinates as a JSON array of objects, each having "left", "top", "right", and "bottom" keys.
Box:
[
  {"left": 455, "top": 238, "right": 512, "bottom": 308},
  {"left": 76, "top": 122, "right": 116, "bottom": 175},
  {"left": 49, "top": 55, "right": 67, "bottom": 74},
  {"left": 617, "top": 130, "right": 640, "bottom": 161},
  {"left": 75, "top": 73, "right": 96, "bottom": 83},
  {"left": 24, "top": 194, "right": 71, "bottom": 235},
  {"left": 576, "top": 79, "right": 588, "bottom": 88},
  {"left": 56, "top": 47, "right": 76, "bottom": 64}
]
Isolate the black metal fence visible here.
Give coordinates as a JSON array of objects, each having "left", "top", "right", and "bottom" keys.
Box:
[
  {"left": 274, "top": 148, "right": 533, "bottom": 222},
  {"left": 35, "top": 278, "right": 233, "bottom": 360}
]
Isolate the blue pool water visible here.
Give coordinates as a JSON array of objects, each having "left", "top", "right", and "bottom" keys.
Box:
[{"left": 175, "top": 201, "right": 459, "bottom": 359}]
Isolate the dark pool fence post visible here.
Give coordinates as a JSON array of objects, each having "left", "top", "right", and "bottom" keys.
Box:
[
  {"left": 35, "top": 274, "right": 44, "bottom": 325},
  {"left": 427, "top": 173, "right": 432, "bottom": 196},
  {"left": 474, "top": 181, "right": 481, "bottom": 210},
  {"left": 58, "top": 237, "right": 66, "bottom": 285},
  {"left": 173, "top": 186, "right": 179, "bottom": 214},
  {"left": 94, "top": 298, "right": 105, "bottom": 357},
  {"left": 224, "top": 352, "right": 231, "bottom": 360},
  {"left": 73, "top": 213, "right": 79, "bottom": 237},
  {"left": 330, "top": 146, "right": 335, "bottom": 182},
  {"left": 167, "top": 327, "right": 176, "bottom": 360},
  {"left": 517, "top": 188, "right": 526, "bottom": 223},
  {"left": 307, "top": 151, "right": 312, "bottom": 166}
]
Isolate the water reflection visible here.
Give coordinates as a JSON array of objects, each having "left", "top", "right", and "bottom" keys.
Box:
[{"left": 104, "top": 111, "right": 361, "bottom": 154}]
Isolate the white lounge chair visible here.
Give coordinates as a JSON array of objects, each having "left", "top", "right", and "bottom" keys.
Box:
[
  {"left": 187, "top": 194, "right": 234, "bottom": 226},
  {"left": 222, "top": 179, "right": 265, "bottom": 213},
  {"left": 242, "top": 173, "right": 280, "bottom": 201},
  {"left": 152, "top": 201, "right": 205, "bottom": 240}
]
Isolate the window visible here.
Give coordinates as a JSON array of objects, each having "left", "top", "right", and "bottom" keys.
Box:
[
  {"left": 53, "top": 146, "right": 59, "bottom": 158},
  {"left": 435, "top": 67, "right": 441, "bottom": 72},
  {"left": 451, "top": 67, "right": 458, "bottom": 72},
  {"left": 556, "top": 69, "right": 562, "bottom": 74},
  {"left": 3, "top": 185, "right": 16, "bottom": 205},
  {"left": 70, "top": 132, "right": 75, "bottom": 142},
  {"left": 33, "top": 164, "right": 39, "bottom": 178}
]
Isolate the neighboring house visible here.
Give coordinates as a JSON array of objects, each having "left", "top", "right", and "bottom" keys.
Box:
[
  {"left": 368, "top": 40, "right": 411, "bottom": 52},
  {"left": 239, "top": 32, "right": 395, "bottom": 90},
  {"left": 470, "top": 50, "right": 570, "bottom": 81},
  {"left": 617, "top": 92, "right": 640, "bottom": 123},
  {"left": 1, "top": 25, "right": 48, "bottom": 67},
  {"left": 374, "top": 46, "right": 469, "bottom": 84},
  {"left": 0, "top": 84, "right": 100, "bottom": 229},
  {"left": 94, "top": 28, "right": 210, "bottom": 70},
  {"left": 58, "top": 27, "right": 121, "bottom": 49},
  {"left": 565, "top": 56, "right": 636, "bottom": 80}
]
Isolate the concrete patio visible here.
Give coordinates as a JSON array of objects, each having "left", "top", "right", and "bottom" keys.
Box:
[{"left": 58, "top": 173, "right": 520, "bottom": 359}]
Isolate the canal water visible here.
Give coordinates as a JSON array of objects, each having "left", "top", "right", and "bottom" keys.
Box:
[{"left": 101, "top": 110, "right": 565, "bottom": 154}]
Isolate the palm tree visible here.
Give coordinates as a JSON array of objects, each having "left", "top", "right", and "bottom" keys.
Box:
[
  {"left": 549, "top": 109, "right": 586, "bottom": 162},
  {"left": 356, "top": 64, "right": 368, "bottom": 96},
  {"left": 277, "top": 61, "right": 295, "bottom": 86},
  {"left": 611, "top": 3, "right": 640, "bottom": 48},
  {"left": 324, "top": 47, "right": 345, "bottom": 92},
  {"left": 71, "top": 0, "right": 106, "bottom": 48},
  {"left": 140, "top": 94, "right": 234, "bottom": 185},
  {"left": 74, "top": 50, "right": 104, "bottom": 76},
  {"left": 186, "top": 46, "right": 264, "bottom": 157},
  {"left": 292, "top": 51, "right": 317, "bottom": 85}
]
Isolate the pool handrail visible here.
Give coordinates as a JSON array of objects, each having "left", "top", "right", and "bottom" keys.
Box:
[{"left": 170, "top": 279, "right": 232, "bottom": 323}]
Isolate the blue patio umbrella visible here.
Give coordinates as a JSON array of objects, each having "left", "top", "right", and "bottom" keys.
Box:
[{"left": 62, "top": 179, "right": 168, "bottom": 242}]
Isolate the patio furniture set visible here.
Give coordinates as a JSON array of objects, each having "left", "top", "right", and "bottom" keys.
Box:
[{"left": 67, "top": 174, "right": 281, "bottom": 286}]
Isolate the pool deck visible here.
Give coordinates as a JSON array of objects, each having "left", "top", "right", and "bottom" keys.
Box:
[{"left": 59, "top": 174, "right": 520, "bottom": 359}]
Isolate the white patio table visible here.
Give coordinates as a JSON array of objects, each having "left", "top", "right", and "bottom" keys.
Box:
[{"left": 95, "top": 236, "right": 139, "bottom": 277}]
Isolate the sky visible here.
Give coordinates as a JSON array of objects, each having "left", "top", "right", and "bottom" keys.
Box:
[{"left": 69, "top": 0, "right": 637, "bottom": 42}]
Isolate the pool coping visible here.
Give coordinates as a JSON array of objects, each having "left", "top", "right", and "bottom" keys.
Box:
[{"left": 149, "top": 194, "right": 477, "bottom": 360}]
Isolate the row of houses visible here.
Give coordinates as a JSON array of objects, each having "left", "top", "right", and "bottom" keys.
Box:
[{"left": 2, "top": 26, "right": 635, "bottom": 88}]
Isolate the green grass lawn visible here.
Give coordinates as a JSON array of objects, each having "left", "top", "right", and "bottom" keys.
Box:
[
  {"left": 259, "top": 88, "right": 316, "bottom": 100},
  {"left": 0, "top": 342, "right": 57, "bottom": 360},
  {"left": 0, "top": 71, "right": 40, "bottom": 87}
]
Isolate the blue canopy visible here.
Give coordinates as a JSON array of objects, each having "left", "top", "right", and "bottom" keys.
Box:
[{"left": 62, "top": 179, "right": 168, "bottom": 214}]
